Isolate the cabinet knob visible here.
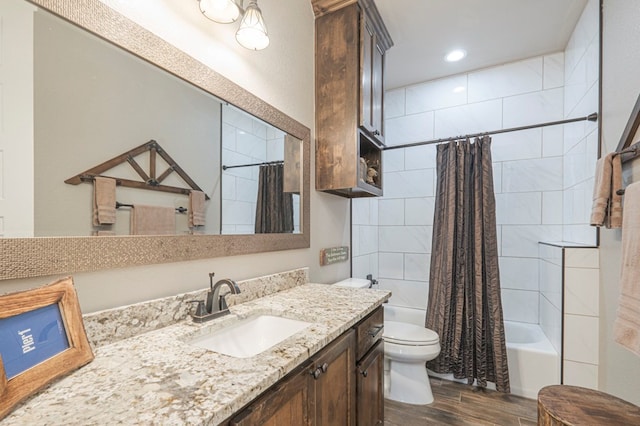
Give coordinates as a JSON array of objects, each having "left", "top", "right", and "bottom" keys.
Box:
[
  {"left": 360, "top": 368, "right": 368, "bottom": 377},
  {"left": 311, "top": 368, "right": 322, "bottom": 379},
  {"left": 321, "top": 363, "right": 329, "bottom": 373},
  {"left": 368, "top": 325, "right": 384, "bottom": 338},
  {"left": 373, "top": 130, "right": 380, "bottom": 136}
]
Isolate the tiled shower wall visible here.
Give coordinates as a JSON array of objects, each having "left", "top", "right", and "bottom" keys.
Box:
[
  {"left": 352, "top": 0, "right": 599, "bottom": 326},
  {"left": 221, "top": 105, "right": 296, "bottom": 234},
  {"left": 354, "top": 52, "right": 566, "bottom": 319}
]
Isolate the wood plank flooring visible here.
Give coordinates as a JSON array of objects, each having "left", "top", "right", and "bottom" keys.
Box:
[{"left": 384, "top": 377, "right": 538, "bottom": 426}]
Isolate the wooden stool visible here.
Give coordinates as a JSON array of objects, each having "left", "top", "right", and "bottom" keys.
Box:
[{"left": 538, "top": 385, "right": 640, "bottom": 425}]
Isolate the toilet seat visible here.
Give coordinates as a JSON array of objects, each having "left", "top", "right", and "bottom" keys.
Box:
[{"left": 384, "top": 321, "right": 439, "bottom": 346}]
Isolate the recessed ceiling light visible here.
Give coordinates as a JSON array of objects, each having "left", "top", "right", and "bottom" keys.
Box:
[{"left": 445, "top": 49, "right": 467, "bottom": 62}]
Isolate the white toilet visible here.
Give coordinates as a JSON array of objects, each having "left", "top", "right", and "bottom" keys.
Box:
[{"left": 332, "top": 279, "right": 441, "bottom": 405}]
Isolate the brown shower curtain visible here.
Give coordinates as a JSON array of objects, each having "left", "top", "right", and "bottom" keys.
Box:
[
  {"left": 255, "top": 163, "right": 294, "bottom": 233},
  {"left": 425, "top": 136, "right": 510, "bottom": 393}
]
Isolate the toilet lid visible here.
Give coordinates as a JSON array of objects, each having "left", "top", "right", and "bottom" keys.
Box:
[{"left": 383, "top": 321, "right": 439, "bottom": 345}]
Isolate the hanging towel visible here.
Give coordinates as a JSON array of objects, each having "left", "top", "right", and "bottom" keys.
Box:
[
  {"left": 188, "top": 190, "right": 206, "bottom": 227},
  {"left": 614, "top": 181, "right": 640, "bottom": 357},
  {"left": 93, "top": 176, "right": 116, "bottom": 225},
  {"left": 609, "top": 154, "right": 623, "bottom": 228},
  {"left": 130, "top": 205, "right": 175, "bottom": 235},
  {"left": 590, "top": 153, "right": 623, "bottom": 229}
]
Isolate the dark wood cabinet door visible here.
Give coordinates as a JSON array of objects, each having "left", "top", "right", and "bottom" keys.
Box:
[
  {"left": 371, "top": 39, "right": 384, "bottom": 143},
  {"left": 356, "top": 339, "right": 384, "bottom": 426},
  {"left": 230, "top": 361, "right": 314, "bottom": 426},
  {"left": 313, "top": 329, "right": 356, "bottom": 426},
  {"left": 360, "top": 18, "right": 374, "bottom": 134}
]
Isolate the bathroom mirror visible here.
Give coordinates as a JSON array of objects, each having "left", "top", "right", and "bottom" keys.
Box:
[{"left": 0, "top": 0, "right": 310, "bottom": 280}]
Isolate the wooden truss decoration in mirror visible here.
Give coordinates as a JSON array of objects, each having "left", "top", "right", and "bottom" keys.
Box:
[{"left": 65, "top": 139, "right": 210, "bottom": 200}]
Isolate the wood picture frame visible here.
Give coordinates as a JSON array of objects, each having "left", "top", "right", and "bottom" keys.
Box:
[{"left": 0, "top": 277, "right": 94, "bottom": 420}]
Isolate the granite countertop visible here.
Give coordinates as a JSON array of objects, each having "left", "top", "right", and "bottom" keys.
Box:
[{"left": 2, "top": 283, "right": 390, "bottom": 425}]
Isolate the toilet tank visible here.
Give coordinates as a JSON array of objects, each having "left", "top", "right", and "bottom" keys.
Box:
[
  {"left": 333, "top": 278, "right": 372, "bottom": 288},
  {"left": 384, "top": 305, "right": 426, "bottom": 327}
]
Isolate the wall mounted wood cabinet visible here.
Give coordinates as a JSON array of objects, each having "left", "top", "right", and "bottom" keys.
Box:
[{"left": 312, "top": 0, "right": 393, "bottom": 197}]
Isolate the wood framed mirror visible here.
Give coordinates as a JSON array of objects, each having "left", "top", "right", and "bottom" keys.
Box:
[{"left": 0, "top": 0, "right": 310, "bottom": 280}]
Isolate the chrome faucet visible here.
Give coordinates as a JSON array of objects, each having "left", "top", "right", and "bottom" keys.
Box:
[{"left": 190, "top": 272, "right": 241, "bottom": 323}]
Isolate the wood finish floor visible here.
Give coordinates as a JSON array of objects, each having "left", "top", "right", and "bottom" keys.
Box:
[{"left": 384, "top": 377, "right": 538, "bottom": 426}]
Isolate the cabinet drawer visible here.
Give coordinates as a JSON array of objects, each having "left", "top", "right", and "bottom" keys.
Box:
[{"left": 356, "top": 306, "right": 383, "bottom": 359}]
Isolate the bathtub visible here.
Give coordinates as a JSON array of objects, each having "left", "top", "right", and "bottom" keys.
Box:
[
  {"left": 383, "top": 306, "right": 560, "bottom": 399},
  {"left": 504, "top": 321, "right": 560, "bottom": 399}
]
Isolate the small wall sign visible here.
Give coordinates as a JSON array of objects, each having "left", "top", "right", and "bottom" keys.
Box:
[
  {"left": 0, "top": 277, "right": 94, "bottom": 420},
  {"left": 320, "top": 246, "right": 349, "bottom": 266}
]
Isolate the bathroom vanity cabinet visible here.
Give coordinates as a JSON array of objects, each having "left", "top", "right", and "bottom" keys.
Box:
[
  {"left": 229, "top": 330, "right": 357, "bottom": 425},
  {"left": 312, "top": 0, "right": 393, "bottom": 198},
  {"left": 228, "top": 306, "right": 384, "bottom": 425}
]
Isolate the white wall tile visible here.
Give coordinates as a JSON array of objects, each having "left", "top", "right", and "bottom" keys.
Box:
[
  {"left": 379, "top": 226, "right": 432, "bottom": 253},
  {"left": 468, "top": 57, "right": 543, "bottom": 103},
  {"left": 384, "top": 169, "right": 435, "bottom": 199},
  {"left": 406, "top": 74, "right": 468, "bottom": 114},
  {"left": 542, "top": 191, "right": 563, "bottom": 224},
  {"left": 563, "top": 224, "right": 597, "bottom": 246},
  {"left": 499, "top": 257, "right": 539, "bottom": 291},
  {"left": 352, "top": 198, "right": 371, "bottom": 226},
  {"left": 503, "top": 88, "right": 564, "bottom": 128},
  {"left": 540, "top": 259, "right": 563, "bottom": 310},
  {"left": 563, "top": 361, "right": 599, "bottom": 390},
  {"left": 405, "top": 197, "right": 435, "bottom": 226},
  {"left": 385, "top": 112, "right": 434, "bottom": 146},
  {"left": 495, "top": 192, "right": 542, "bottom": 225},
  {"left": 502, "top": 158, "right": 563, "bottom": 192},
  {"left": 565, "top": 267, "right": 600, "bottom": 316},
  {"left": 540, "top": 294, "right": 562, "bottom": 354},
  {"left": 404, "top": 145, "right": 437, "bottom": 170},
  {"left": 502, "top": 225, "right": 563, "bottom": 258},
  {"left": 378, "top": 199, "right": 405, "bottom": 225},
  {"left": 434, "top": 99, "right": 503, "bottom": 138},
  {"left": 544, "top": 52, "right": 565, "bottom": 90},
  {"left": 352, "top": 254, "right": 371, "bottom": 280},
  {"left": 382, "top": 149, "right": 405, "bottom": 172},
  {"left": 565, "top": 248, "right": 599, "bottom": 268},
  {"left": 542, "top": 125, "right": 564, "bottom": 157},
  {"left": 379, "top": 252, "right": 404, "bottom": 279},
  {"left": 378, "top": 278, "right": 428, "bottom": 310},
  {"left": 502, "top": 289, "right": 539, "bottom": 323},
  {"left": 564, "top": 314, "right": 599, "bottom": 364},
  {"left": 370, "top": 198, "right": 379, "bottom": 226},
  {"left": 404, "top": 253, "right": 430, "bottom": 282},
  {"left": 358, "top": 225, "right": 378, "bottom": 256},
  {"left": 491, "top": 128, "right": 542, "bottom": 162},
  {"left": 385, "top": 88, "right": 405, "bottom": 119},
  {"left": 493, "top": 163, "right": 503, "bottom": 193},
  {"left": 236, "top": 177, "right": 257, "bottom": 202}
]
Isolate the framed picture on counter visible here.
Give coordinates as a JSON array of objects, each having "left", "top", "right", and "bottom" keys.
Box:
[{"left": 0, "top": 276, "right": 94, "bottom": 420}]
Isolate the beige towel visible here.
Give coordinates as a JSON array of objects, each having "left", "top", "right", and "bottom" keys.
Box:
[
  {"left": 590, "top": 153, "right": 623, "bottom": 229},
  {"left": 609, "top": 154, "right": 623, "bottom": 228},
  {"left": 189, "top": 190, "right": 206, "bottom": 227},
  {"left": 130, "top": 205, "right": 175, "bottom": 235},
  {"left": 93, "top": 176, "right": 116, "bottom": 225},
  {"left": 614, "top": 181, "right": 640, "bottom": 357}
]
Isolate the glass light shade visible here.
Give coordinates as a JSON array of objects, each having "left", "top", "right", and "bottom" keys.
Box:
[
  {"left": 198, "top": 0, "right": 240, "bottom": 24},
  {"left": 235, "top": 1, "right": 270, "bottom": 50}
]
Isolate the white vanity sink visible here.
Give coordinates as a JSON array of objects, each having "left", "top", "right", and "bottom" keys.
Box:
[{"left": 187, "top": 315, "right": 312, "bottom": 358}]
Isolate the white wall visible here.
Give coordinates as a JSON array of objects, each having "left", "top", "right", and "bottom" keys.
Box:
[
  {"left": 599, "top": 0, "right": 640, "bottom": 405},
  {"left": 0, "top": 0, "right": 352, "bottom": 312}
]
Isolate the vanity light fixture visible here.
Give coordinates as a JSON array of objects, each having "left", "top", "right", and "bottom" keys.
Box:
[
  {"left": 197, "top": 0, "right": 270, "bottom": 50},
  {"left": 445, "top": 49, "right": 467, "bottom": 62}
]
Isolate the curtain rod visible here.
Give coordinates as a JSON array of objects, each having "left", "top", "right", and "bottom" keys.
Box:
[
  {"left": 383, "top": 112, "right": 598, "bottom": 151},
  {"left": 222, "top": 160, "right": 283, "bottom": 171}
]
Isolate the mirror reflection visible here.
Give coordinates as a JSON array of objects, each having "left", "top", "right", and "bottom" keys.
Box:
[{"left": 5, "top": 1, "right": 301, "bottom": 238}]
